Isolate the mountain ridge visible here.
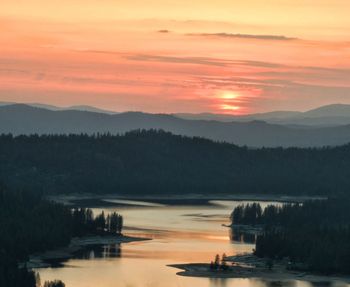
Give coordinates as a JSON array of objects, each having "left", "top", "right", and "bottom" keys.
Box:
[
  {"left": 1, "top": 103, "right": 350, "bottom": 148},
  {"left": 2, "top": 101, "right": 350, "bottom": 126}
]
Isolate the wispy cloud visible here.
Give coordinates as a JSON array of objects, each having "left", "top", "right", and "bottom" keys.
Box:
[
  {"left": 187, "top": 32, "right": 297, "bottom": 41},
  {"left": 125, "top": 54, "right": 228, "bottom": 67},
  {"left": 157, "top": 29, "right": 170, "bottom": 33}
]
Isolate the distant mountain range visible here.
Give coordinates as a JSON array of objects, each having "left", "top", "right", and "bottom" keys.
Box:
[
  {"left": 2, "top": 101, "right": 350, "bottom": 126},
  {"left": 1, "top": 103, "right": 350, "bottom": 147},
  {"left": 176, "top": 104, "right": 350, "bottom": 127},
  {"left": 0, "top": 101, "right": 117, "bottom": 114}
]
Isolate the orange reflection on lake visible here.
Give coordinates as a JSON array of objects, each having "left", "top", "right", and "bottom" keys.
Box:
[{"left": 37, "top": 200, "right": 346, "bottom": 287}]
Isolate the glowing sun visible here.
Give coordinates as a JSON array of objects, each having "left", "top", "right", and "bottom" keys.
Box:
[
  {"left": 217, "top": 91, "right": 241, "bottom": 113},
  {"left": 220, "top": 92, "right": 239, "bottom": 100}
]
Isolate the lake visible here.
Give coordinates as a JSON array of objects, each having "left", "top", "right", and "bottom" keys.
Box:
[{"left": 37, "top": 199, "right": 348, "bottom": 287}]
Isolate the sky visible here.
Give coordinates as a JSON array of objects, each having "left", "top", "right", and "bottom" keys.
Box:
[{"left": 1, "top": 1, "right": 350, "bottom": 114}]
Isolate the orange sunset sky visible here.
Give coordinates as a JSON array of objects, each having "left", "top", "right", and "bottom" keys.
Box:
[{"left": 1, "top": 0, "right": 350, "bottom": 114}]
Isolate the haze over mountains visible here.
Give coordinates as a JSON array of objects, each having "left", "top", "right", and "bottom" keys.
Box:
[
  {"left": 2, "top": 101, "right": 350, "bottom": 126},
  {"left": 177, "top": 104, "right": 350, "bottom": 127},
  {"left": 1, "top": 103, "right": 350, "bottom": 147},
  {"left": 0, "top": 101, "right": 117, "bottom": 114}
]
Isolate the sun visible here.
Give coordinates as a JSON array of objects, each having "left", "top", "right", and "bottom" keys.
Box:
[
  {"left": 220, "top": 92, "right": 239, "bottom": 100},
  {"left": 217, "top": 91, "right": 241, "bottom": 113}
]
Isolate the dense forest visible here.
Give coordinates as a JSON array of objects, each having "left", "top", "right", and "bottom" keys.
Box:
[
  {"left": 1, "top": 130, "right": 350, "bottom": 196},
  {"left": 231, "top": 200, "right": 350, "bottom": 274},
  {"left": 0, "top": 186, "right": 123, "bottom": 287}
]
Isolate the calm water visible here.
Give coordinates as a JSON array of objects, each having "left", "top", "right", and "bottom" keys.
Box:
[{"left": 37, "top": 200, "right": 347, "bottom": 287}]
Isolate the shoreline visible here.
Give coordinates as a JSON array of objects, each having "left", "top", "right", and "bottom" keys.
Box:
[
  {"left": 26, "top": 235, "right": 151, "bottom": 269},
  {"left": 169, "top": 263, "right": 350, "bottom": 283},
  {"left": 48, "top": 194, "right": 327, "bottom": 208},
  {"left": 168, "top": 254, "right": 350, "bottom": 284}
]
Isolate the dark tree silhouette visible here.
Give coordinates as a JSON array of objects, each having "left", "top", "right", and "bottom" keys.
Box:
[
  {"left": 231, "top": 200, "right": 350, "bottom": 274},
  {"left": 1, "top": 130, "right": 350, "bottom": 196},
  {"left": 43, "top": 280, "right": 65, "bottom": 287},
  {"left": 0, "top": 186, "right": 123, "bottom": 286}
]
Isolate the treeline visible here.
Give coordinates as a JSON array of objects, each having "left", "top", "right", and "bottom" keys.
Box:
[
  {"left": 209, "top": 253, "right": 229, "bottom": 271},
  {"left": 0, "top": 186, "right": 123, "bottom": 287},
  {"left": 231, "top": 200, "right": 350, "bottom": 274},
  {"left": 231, "top": 203, "right": 263, "bottom": 225},
  {"left": 41, "top": 280, "right": 65, "bottom": 287},
  {"left": 72, "top": 208, "right": 123, "bottom": 236},
  {"left": 1, "top": 130, "right": 350, "bottom": 196}
]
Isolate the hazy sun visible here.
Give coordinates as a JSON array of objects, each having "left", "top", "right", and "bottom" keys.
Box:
[
  {"left": 220, "top": 92, "right": 239, "bottom": 100},
  {"left": 216, "top": 90, "right": 242, "bottom": 113}
]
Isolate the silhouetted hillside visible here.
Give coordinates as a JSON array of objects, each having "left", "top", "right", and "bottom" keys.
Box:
[
  {"left": 1, "top": 130, "right": 350, "bottom": 196},
  {"left": 2, "top": 104, "right": 350, "bottom": 147}
]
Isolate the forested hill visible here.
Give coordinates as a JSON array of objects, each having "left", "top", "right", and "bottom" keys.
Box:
[{"left": 1, "top": 130, "right": 350, "bottom": 196}]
